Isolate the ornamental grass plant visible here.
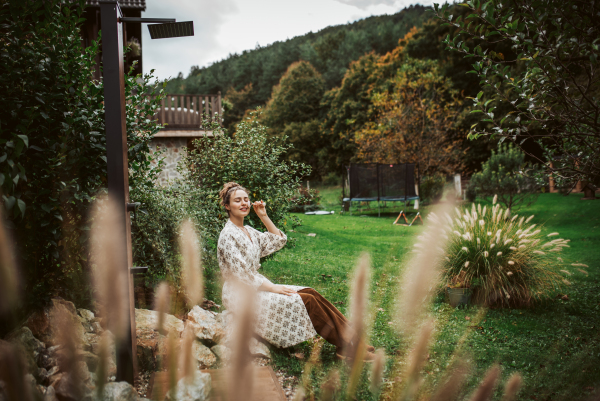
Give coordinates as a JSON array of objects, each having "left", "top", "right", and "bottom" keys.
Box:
[{"left": 422, "top": 196, "right": 569, "bottom": 307}]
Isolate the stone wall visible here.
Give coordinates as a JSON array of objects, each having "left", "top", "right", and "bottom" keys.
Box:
[{"left": 149, "top": 137, "right": 187, "bottom": 186}]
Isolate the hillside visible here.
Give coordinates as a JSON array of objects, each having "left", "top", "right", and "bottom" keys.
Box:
[{"left": 165, "top": 5, "right": 429, "bottom": 116}]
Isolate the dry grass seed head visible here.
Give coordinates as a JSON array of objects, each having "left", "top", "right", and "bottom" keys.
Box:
[
  {"left": 345, "top": 253, "right": 370, "bottom": 360},
  {"left": 370, "top": 349, "right": 386, "bottom": 394},
  {"left": 179, "top": 219, "right": 203, "bottom": 308},
  {"left": 0, "top": 206, "right": 19, "bottom": 318},
  {"left": 90, "top": 197, "right": 129, "bottom": 343},
  {"left": 402, "top": 320, "right": 434, "bottom": 399},
  {"left": 502, "top": 373, "right": 522, "bottom": 401},
  {"left": 398, "top": 204, "right": 451, "bottom": 334},
  {"left": 319, "top": 369, "right": 340, "bottom": 401},
  {"left": 469, "top": 364, "right": 501, "bottom": 401},
  {"left": 429, "top": 360, "right": 470, "bottom": 401},
  {"left": 155, "top": 282, "right": 171, "bottom": 336},
  {"left": 0, "top": 341, "right": 32, "bottom": 401},
  {"left": 180, "top": 322, "right": 196, "bottom": 381},
  {"left": 227, "top": 283, "right": 256, "bottom": 401}
]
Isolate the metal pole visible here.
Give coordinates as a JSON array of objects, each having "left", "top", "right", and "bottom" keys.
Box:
[{"left": 100, "top": 0, "right": 137, "bottom": 385}]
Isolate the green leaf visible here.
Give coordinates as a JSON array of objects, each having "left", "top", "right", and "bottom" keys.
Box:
[
  {"left": 477, "top": 91, "right": 484, "bottom": 100},
  {"left": 17, "top": 135, "right": 29, "bottom": 148},
  {"left": 4, "top": 196, "right": 15, "bottom": 211},
  {"left": 17, "top": 199, "right": 26, "bottom": 216}
]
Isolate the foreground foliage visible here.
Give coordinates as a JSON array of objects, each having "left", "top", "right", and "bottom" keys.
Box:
[{"left": 0, "top": 0, "right": 164, "bottom": 309}]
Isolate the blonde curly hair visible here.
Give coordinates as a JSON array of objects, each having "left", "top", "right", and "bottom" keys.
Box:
[{"left": 218, "top": 182, "right": 249, "bottom": 215}]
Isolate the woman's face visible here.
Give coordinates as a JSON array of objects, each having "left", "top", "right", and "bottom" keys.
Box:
[{"left": 226, "top": 189, "right": 251, "bottom": 218}]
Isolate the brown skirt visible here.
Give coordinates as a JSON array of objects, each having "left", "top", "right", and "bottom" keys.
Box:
[{"left": 297, "top": 288, "right": 356, "bottom": 352}]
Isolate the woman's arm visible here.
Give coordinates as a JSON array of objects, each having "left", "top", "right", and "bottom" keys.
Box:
[
  {"left": 258, "top": 280, "right": 297, "bottom": 296},
  {"left": 252, "top": 200, "right": 283, "bottom": 237}
]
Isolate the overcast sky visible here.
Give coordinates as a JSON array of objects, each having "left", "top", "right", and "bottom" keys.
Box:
[{"left": 140, "top": 0, "right": 434, "bottom": 81}]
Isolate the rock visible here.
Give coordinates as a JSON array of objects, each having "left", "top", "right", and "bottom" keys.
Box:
[
  {"left": 191, "top": 342, "right": 216, "bottom": 368},
  {"left": 187, "top": 306, "right": 225, "bottom": 344},
  {"left": 210, "top": 345, "right": 231, "bottom": 363},
  {"left": 24, "top": 298, "right": 86, "bottom": 347},
  {"left": 77, "top": 309, "right": 95, "bottom": 322},
  {"left": 136, "top": 335, "right": 158, "bottom": 372},
  {"left": 135, "top": 309, "right": 184, "bottom": 337},
  {"left": 164, "top": 371, "right": 211, "bottom": 401},
  {"left": 79, "top": 351, "right": 99, "bottom": 372},
  {"left": 93, "top": 381, "right": 137, "bottom": 401},
  {"left": 39, "top": 367, "right": 50, "bottom": 385},
  {"left": 24, "top": 373, "right": 36, "bottom": 390},
  {"left": 44, "top": 385, "right": 59, "bottom": 401},
  {"left": 47, "top": 366, "right": 60, "bottom": 376},
  {"left": 54, "top": 372, "right": 92, "bottom": 401},
  {"left": 6, "top": 327, "right": 45, "bottom": 376},
  {"left": 48, "top": 373, "right": 64, "bottom": 389},
  {"left": 249, "top": 338, "right": 271, "bottom": 359},
  {"left": 91, "top": 322, "right": 103, "bottom": 334}
]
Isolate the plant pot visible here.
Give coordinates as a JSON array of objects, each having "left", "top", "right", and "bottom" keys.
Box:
[{"left": 446, "top": 287, "right": 472, "bottom": 307}]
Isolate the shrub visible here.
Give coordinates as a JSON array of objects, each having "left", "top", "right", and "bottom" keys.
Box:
[
  {"left": 181, "top": 113, "right": 310, "bottom": 270},
  {"left": 423, "top": 196, "right": 569, "bottom": 307},
  {"left": 419, "top": 174, "right": 446, "bottom": 204},
  {"left": 470, "top": 144, "right": 540, "bottom": 211},
  {"left": 0, "top": 0, "right": 164, "bottom": 308},
  {"left": 289, "top": 187, "right": 321, "bottom": 213}
]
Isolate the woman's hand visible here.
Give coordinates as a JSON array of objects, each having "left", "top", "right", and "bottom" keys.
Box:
[
  {"left": 252, "top": 200, "right": 268, "bottom": 218},
  {"left": 271, "top": 284, "right": 298, "bottom": 297}
]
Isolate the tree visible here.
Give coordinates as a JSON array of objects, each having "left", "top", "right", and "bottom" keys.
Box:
[
  {"left": 469, "top": 144, "right": 540, "bottom": 211},
  {"left": 355, "top": 58, "right": 465, "bottom": 175},
  {"left": 434, "top": 0, "right": 600, "bottom": 195},
  {"left": 262, "top": 61, "right": 327, "bottom": 178}
]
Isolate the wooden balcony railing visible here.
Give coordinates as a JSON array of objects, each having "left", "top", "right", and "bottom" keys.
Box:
[{"left": 146, "top": 93, "right": 222, "bottom": 131}]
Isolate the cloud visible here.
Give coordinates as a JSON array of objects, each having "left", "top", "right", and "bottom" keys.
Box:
[
  {"left": 333, "top": 0, "right": 397, "bottom": 9},
  {"left": 142, "top": 0, "right": 238, "bottom": 80},
  {"left": 333, "top": 0, "right": 433, "bottom": 10}
]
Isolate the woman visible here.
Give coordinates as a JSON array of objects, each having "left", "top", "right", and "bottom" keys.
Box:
[{"left": 217, "top": 182, "right": 375, "bottom": 360}]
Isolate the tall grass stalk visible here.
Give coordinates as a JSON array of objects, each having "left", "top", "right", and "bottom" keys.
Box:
[
  {"left": 399, "top": 320, "right": 434, "bottom": 401},
  {"left": 179, "top": 219, "right": 203, "bottom": 308},
  {"left": 469, "top": 365, "right": 500, "bottom": 401},
  {"left": 502, "top": 373, "right": 523, "bottom": 401},
  {"left": 345, "top": 253, "right": 371, "bottom": 399},
  {"left": 90, "top": 198, "right": 129, "bottom": 343},
  {"left": 429, "top": 360, "right": 470, "bottom": 401},
  {"left": 0, "top": 206, "right": 18, "bottom": 318},
  {"left": 226, "top": 284, "right": 256, "bottom": 401},
  {"left": 155, "top": 282, "right": 171, "bottom": 336}
]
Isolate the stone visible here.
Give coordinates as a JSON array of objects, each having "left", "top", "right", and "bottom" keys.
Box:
[
  {"left": 47, "top": 366, "right": 60, "bottom": 376},
  {"left": 54, "top": 372, "right": 92, "bottom": 401},
  {"left": 77, "top": 309, "right": 95, "bottom": 322},
  {"left": 39, "top": 367, "right": 50, "bottom": 385},
  {"left": 48, "top": 373, "right": 64, "bottom": 389},
  {"left": 135, "top": 308, "right": 184, "bottom": 337},
  {"left": 249, "top": 338, "right": 271, "bottom": 359},
  {"left": 79, "top": 351, "right": 99, "bottom": 372},
  {"left": 191, "top": 341, "right": 216, "bottom": 368},
  {"left": 6, "top": 327, "right": 45, "bottom": 376},
  {"left": 93, "top": 381, "right": 138, "bottom": 401},
  {"left": 44, "top": 385, "right": 59, "bottom": 401},
  {"left": 91, "top": 322, "right": 103, "bottom": 334},
  {"left": 136, "top": 335, "right": 158, "bottom": 372},
  {"left": 187, "top": 306, "right": 225, "bottom": 343},
  {"left": 210, "top": 345, "right": 231, "bottom": 363},
  {"left": 24, "top": 298, "right": 86, "bottom": 347},
  {"left": 164, "top": 371, "right": 211, "bottom": 401}
]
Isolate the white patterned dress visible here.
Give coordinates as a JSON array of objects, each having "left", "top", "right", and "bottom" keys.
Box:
[{"left": 217, "top": 220, "right": 317, "bottom": 348}]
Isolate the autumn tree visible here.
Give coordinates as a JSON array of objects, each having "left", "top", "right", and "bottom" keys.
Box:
[{"left": 355, "top": 58, "right": 465, "bottom": 175}]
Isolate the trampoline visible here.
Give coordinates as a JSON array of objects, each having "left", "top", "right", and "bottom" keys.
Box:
[{"left": 342, "top": 163, "right": 419, "bottom": 216}]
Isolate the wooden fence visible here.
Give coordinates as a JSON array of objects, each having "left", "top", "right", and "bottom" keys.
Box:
[{"left": 145, "top": 93, "right": 222, "bottom": 130}]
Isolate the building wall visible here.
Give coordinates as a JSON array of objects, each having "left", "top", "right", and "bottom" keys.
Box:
[{"left": 150, "top": 137, "right": 187, "bottom": 186}]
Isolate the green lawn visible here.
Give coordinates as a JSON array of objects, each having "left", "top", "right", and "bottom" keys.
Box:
[{"left": 258, "top": 192, "right": 600, "bottom": 400}]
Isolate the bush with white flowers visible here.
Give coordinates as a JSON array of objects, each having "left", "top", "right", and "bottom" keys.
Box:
[{"left": 421, "top": 196, "right": 571, "bottom": 306}]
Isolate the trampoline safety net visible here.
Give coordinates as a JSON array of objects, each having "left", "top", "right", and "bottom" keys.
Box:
[{"left": 344, "top": 163, "right": 418, "bottom": 202}]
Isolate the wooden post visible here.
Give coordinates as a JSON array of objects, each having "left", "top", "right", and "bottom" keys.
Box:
[{"left": 99, "top": 0, "right": 137, "bottom": 385}]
